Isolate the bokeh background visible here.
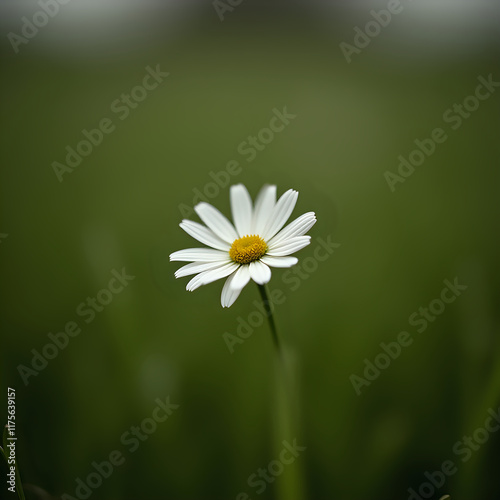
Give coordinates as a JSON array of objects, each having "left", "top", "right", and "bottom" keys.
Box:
[{"left": 1, "top": 1, "right": 499, "bottom": 499}]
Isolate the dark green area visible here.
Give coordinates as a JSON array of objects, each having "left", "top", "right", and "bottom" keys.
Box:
[{"left": 1, "top": 15, "right": 499, "bottom": 500}]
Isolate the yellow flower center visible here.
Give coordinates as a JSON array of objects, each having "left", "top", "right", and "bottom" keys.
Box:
[{"left": 229, "top": 235, "right": 267, "bottom": 264}]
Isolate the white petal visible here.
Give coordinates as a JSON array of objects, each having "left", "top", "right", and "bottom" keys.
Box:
[
  {"left": 221, "top": 272, "right": 245, "bottom": 308},
  {"left": 185, "top": 264, "right": 227, "bottom": 291},
  {"left": 194, "top": 202, "right": 238, "bottom": 243},
  {"left": 175, "top": 261, "right": 225, "bottom": 278},
  {"left": 252, "top": 184, "right": 276, "bottom": 235},
  {"left": 262, "top": 189, "right": 298, "bottom": 241},
  {"left": 266, "top": 236, "right": 311, "bottom": 256},
  {"left": 229, "top": 264, "right": 251, "bottom": 291},
  {"left": 249, "top": 260, "right": 272, "bottom": 285},
  {"left": 268, "top": 212, "right": 316, "bottom": 247},
  {"left": 186, "top": 262, "right": 239, "bottom": 291},
  {"left": 230, "top": 184, "right": 253, "bottom": 237},
  {"left": 170, "top": 248, "right": 230, "bottom": 262},
  {"left": 179, "top": 220, "right": 230, "bottom": 251},
  {"left": 260, "top": 255, "right": 298, "bottom": 268}
]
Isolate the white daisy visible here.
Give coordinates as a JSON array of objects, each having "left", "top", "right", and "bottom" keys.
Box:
[{"left": 170, "top": 184, "right": 317, "bottom": 308}]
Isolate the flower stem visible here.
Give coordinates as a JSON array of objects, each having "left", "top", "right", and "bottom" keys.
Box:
[
  {"left": 257, "top": 284, "right": 282, "bottom": 355},
  {"left": 257, "top": 283, "right": 305, "bottom": 500}
]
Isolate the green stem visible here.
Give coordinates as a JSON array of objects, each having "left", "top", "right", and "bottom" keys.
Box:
[
  {"left": 257, "top": 283, "right": 304, "bottom": 500},
  {"left": 257, "top": 284, "right": 282, "bottom": 355}
]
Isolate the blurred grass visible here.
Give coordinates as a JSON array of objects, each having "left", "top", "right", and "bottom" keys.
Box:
[{"left": 1, "top": 18, "right": 499, "bottom": 500}]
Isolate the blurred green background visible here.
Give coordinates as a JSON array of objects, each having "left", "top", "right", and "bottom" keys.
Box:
[{"left": 1, "top": 1, "right": 499, "bottom": 499}]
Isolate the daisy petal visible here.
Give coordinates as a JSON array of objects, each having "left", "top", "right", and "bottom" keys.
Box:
[
  {"left": 195, "top": 202, "right": 238, "bottom": 243},
  {"left": 175, "top": 261, "right": 226, "bottom": 278},
  {"left": 262, "top": 189, "right": 298, "bottom": 241},
  {"left": 266, "top": 236, "right": 311, "bottom": 256},
  {"left": 186, "top": 262, "right": 239, "bottom": 291},
  {"left": 268, "top": 212, "right": 316, "bottom": 247},
  {"left": 260, "top": 255, "right": 298, "bottom": 268},
  {"left": 221, "top": 272, "right": 244, "bottom": 308},
  {"left": 229, "top": 264, "right": 251, "bottom": 291},
  {"left": 252, "top": 184, "right": 277, "bottom": 235},
  {"left": 249, "top": 260, "right": 272, "bottom": 285},
  {"left": 170, "top": 248, "right": 230, "bottom": 262},
  {"left": 230, "top": 184, "right": 253, "bottom": 237},
  {"left": 179, "top": 220, "right": 230, "bottom": 251}
]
